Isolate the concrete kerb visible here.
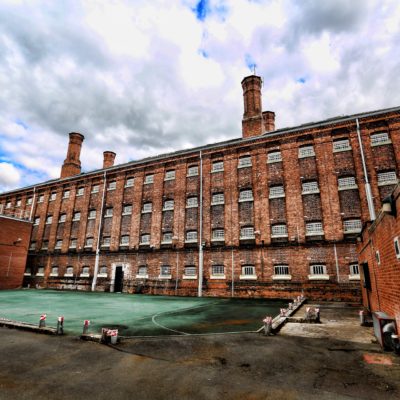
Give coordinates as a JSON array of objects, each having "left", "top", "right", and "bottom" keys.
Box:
[{"left": 0, "top": 317, "right": 58, "bottom": 335}]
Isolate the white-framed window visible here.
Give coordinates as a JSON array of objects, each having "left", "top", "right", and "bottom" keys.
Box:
[
  {"left": 46, "top": 215, "right": 53, "bottom": 224},
  {"left": 371, "top": 132, "right": 391, "bottom": 146},
  {"left": 349, "top": 263, "right": 360, "bottom": 278},
  {"left": 41, "top": 241, "right": 48, "bottom": 250},
  {"left": 50, "top": 192, "right": 57, "bottom": 201},
  {"left": 271, "top": 224, "right": 288, "bottom": 238},
  {"left": 99, "top": 266, "right": 108, "bottom": 277},
  {"left": 16, "top": 199, "right": 21, "bottom": 207},
  {"left": 125, "top": 177, "right": 134, "bottom": 187},
  {"left": 34, "top": 217, "right": 40, "bottom": 225},
  {"left": 212, "top": 229, "right": 225, "bottom": 241},
  {"left": 376, "top": 250, "right": 381, "bottom": 265},
  {"left": 186, "top": 196, "right": 198, "bottom": 208},
  {"left": 185, "top": 230, "right": 198, "bottom": 242},
  {"left": 122, "top": 204, "right": 132, "bottom": 215},
  {"left": 211, "top": 265, "right": 225, "bottom": 277},
  {"left": 88, "top": 210, "right": 96, "bottom": 219},
  {"left": 267, "top": 151, "right": 282, "bottom": 163},
  {"left": 6, "top": 201, "right": 11, "bottom": 208},
  {"left": 91, "top": 185, "right": 99, "bottom": 193},
  {"left": 65, "top": 266, "right": 74, "bottom": 276},
  {"left": 238, "top": 156, "right": 252, "bottom": 168},
  {"left": 184, "top": 266, "right": 197, "bottom": 276},
  {"left": 73, "top": 212, "right": 81, "bottom": 221},
  {"left": 38, "top": 194, "right": 44, "bottom": 203},
  {"left": 269, "top": 185, "right": 285, "bottom": 198},
  {"left": 107, "top": 181, "right": 116, "bottom": 190},
  {"left": 305, "top": 222, "right": 324, "bottom": 236},
  {"left": 165, "top": 170, "right": 175, "bottom": 181},
  {"left": 239, "top": 189, "right": 253, "bottom": 202},
  {"left": 377, "top": 171, "right": 397, "bottom": 186},
  {"left": 163, "top": 199, "right": 174, "bottom": 211},
  {"left": 29, "top": 242, "right": 36, "bottom": 251},
  {"left": 69, "top": 239, "right": 77, "bottom": 249},
  {"left": 298, "top": 145, "right": 315, "bottom": 158},
  {"left": 63, "top": 190, "right": 70, "bottom": 199},
  {"left": 394, "top": 237, "right": 400, "bottom": 259},
  {"left": 302, "top": 181, "right": 319, "bottom": 194},
  {"left": 160, "top": 265, "right": 171, "bottom": 277},
  {"left": 144, "top": 174, "right": 154, "bottom": 184},
  {"left": 137, "top": 266, "right": 148, "bottom": 277},
  {"left": 240, "top": 226, "right": 255, "bottom": 239},
  {"left": 120, "top": 235, "right": 130, "bottom": 246},
  {"left": 55, "top": 240, "right": 62, "bottom": 249},
  {"left": 58, "top": 214, "right": 66, "bottom": 223},
  {"left": 36, "top": 267, "right": 44, "bottom": 276},
  {"left": 81, "top": 266, "right": 90, "bottom": 277},
  {"left": 104, "top": 208, "right": 113, "bottom": 217},
  {"left": 24, "top": 267, "right": 32, "bottom": 276},
  {"left": 310, "top": 264, "right": 327, "bottom": 275},
  {"left": 140, "top": 234, "right": 150, "bottom": 245},
  {"left": 50, "top": 266, "right": 59, "bottom": 276},
  {"left": 338, "top": 176, "right": 357, "bottom": 190},
  {"left": 162, "top": 232, "right": 173, "bottom": 244},
  {"left": 274, "top": 265, "right": 290, "bottom": 276},
  {"left": 333, "top": 139, "right": 351, "bottom": 152},
  {"left": 85, "top": 237, "right": 93, "bottom": 248},
  {"left": 101, "top": 237, "right": 111, "bottom": 247},
  {"left": 187, "top": 165, "right": 199, "bottom": 177},
  {"left": 142, "top": 202, "right": 152, "bottom": 213},
  {"left": 27, "top": 197, "right": 33, "bottom": 205},
  {"left": 211, "top": 193, "right": 224, "bottom": 205},
  {"left": 343, "top": 219, "right": 362, "bottom": 233},
  {"left": 240, "top": 265, "right": 256, "bottom": 279},
  {"left": 76, "top": 187, "right": 84, "bottom": 196},
  {"left": 212, "top": 160, "right": 224, "bottom": 173}
]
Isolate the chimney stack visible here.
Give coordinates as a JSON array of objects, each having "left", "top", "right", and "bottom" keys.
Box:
[
  {"left": 241, "top": 75, "right": 275, "bottom": 138},
  {"left": 103, "top": 151, "right": 116, "bottom": 169},
  {"left": 60, "top": 132, "right": 84, "bottom": 178}
]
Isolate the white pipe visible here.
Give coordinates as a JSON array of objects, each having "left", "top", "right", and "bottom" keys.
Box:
[
  {"left": 198, "top": 151, "right": 203, "bottom": 297},
  {"left": 92, "top": 171, "right": 107, "bottom": 291},
  {"left": 356, "top": 118, "right": 376, "bottom": 220},
  {"left": 231, "top": 247, "right": 234, "bottom": 298},
  {"left": 29, "top": 187, "right": 36, "bottom": 221},
  {"left": 333, "top": 243, "right": 340, "bottom": 283}
]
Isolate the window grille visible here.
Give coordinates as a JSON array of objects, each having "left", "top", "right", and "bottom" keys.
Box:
[
  {"left": 333, "top": 139, "right": 351, "bottom": 152},
  {"left": 50, "top": 192, "right": 57, "bottom": 201},
  {"left": 46, "top": 216, "right": 52, "bottom": 224},
  {"left": 77, "top": 187, "right": 84, "bottom": 196},
  {"left": 238, "top": 156, "right": 252, "bottom": 168},
  {"left": 310, "top": 264, "right": 326, "bottom": 275},
  {"left": 212, "top": 265, "right": 225, "bottom": 276},
  {"left": 187, "top": 165, "right": 199, "bottom": 176},
  {"left": 338, "top": 176, "right": 357, "bottom": 190},
  {"left": 305, "top": 222, "right": 324, "bottom": 235},
  {"left": 41, "top": 241, "right": 48, "bottom": 250},
  {"left": 269, "top": 185, "right": 285, "bottom": 198},
  {"left": 186, "top": 197, "right": 198, "bottom": 208},
  {"left": 142, "top": 203, "right": 152, "bottom": 213},
  {"left": 185, "top": 266, "right": 196, "bottom": 276},
  {"left": 125, "top": 177, "right": 134, "bottom": 187},
  {"left": 343, "top": 219, "right": 362, "bottom": 233},
  {"left": 55, "top": 240, "right": 62, "bottom": 249},
  {"left": 242, "top": 265, "right": 255, "bottom": 276},
  {"left": 371, "top": 132, "right": 390, "bottom": 146},
  {"left": 165, "top": 170, "right": 175, "bottom": 180},
  {"left": 69, "top": 239, "right": 77, "bottom": 248},
  {"left": 120, "top": 235, "right": 129, "bottom": 246},
  {"left": 271, "top": 224, "right": 288, "bottom": 237},
  {"left": 107, "top": 181, "right": 116, "bottom": 190},
  {"left": 274, "top": 265, "right": 289, "bottom": 275},
  {"left": 302, "top": 181, "right": 319, "bottom": 194},
  {"left": 240, "top": 226, "right": 255, "bottom": 239},
  {"left": 65, "top": 266, "right": 74, "bottom": 276},
  {"left": 160, "top": 266, "right": 171, "bottom": 276},
  {"left": 163, "top": 200, "right": 174, "bottom": 210},
  {"left": 91, "top": 185, "right": 99, "bottom": 193},
  {"left": 162, "top": 232, "right": 173, "bottom": 243},
  {"left": 267, "top": 151, "right": 282, "bottom": 163},
  {"left": 88, "top": 210, "right": 96, "bottom": 219},
  {"left": 63, "top": 190, "right": 70, "bottom": 198},
  {"left": 137, "top": 266, "right": 148, "bottom": 276},
  {"left": 186, "top": 231, "right": 198, "bottom": 242},
  {"left": 140, "top": 234, "right": 150, "bottom": 244},
  {"left": 58, "top": 214, "right": 66, "bottom": 223},
  {"left": 211, "top": 193, "right": 224, "bottom": 205},
  {"left": 349, "top": 264, "right": 359, "bottom": 275},
  {"left": 51, "top": 267, "right": 58, "bottom": 276},
  {"left": 212, "top": 161, "right": 224, "bottom": 172},
  {"left": 73, "top": 212, "right": 81, "bottom": 221},
  {"left": 239, "top": 189, "right": 253, "bottom": 201},
  {"left": 212, "top": 229, "right": 225, "bottom": 240},
  {"left": 144, "top": 174, "right": 154, "bottom": 184},
  {"left": 85, "top": 238, "right": 93, "bottom": 247},
  {"left": 298, "top": 145, "right": 315, "bottom": 158},
  {"left": 101, "top": 237, "right": 111, "bottom": 247},
  {"left": 377, "top": 171, "right": 397, "bottom": 186},
  {"left": 122, "top": 205, "right": 132, "bottom": 215}
]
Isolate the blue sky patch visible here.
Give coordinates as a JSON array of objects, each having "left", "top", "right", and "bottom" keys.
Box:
[
  {"left": 15, "top": 118, "right": 29, "bottom": 130},
  {"left": 193, "top": 0, "right": 209, "bottom": 21},
  {"left": 297, "top": 77, "right": 306, "bottom": 84},
  {"left": 245, "top": 54, "right": 257, "bottom": 73},
  {"left": 198, "top": 49, "right": 208, "bottom": 58}
]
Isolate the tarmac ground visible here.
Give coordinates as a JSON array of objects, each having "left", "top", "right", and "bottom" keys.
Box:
[{"left": 0, "top": 302, "right": 399, "bottom": 400}]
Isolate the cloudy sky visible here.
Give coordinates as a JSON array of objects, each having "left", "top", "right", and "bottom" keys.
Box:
[{"left": 1, "top": 0, "right": 400, "bottom": 192}]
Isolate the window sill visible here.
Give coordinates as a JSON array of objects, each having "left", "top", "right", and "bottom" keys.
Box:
[
  {"left": 186, "top": 174, "right": 199, "bottom": 178},
  {"left": 237, "top": 164, "right": 252, "bottom": 169},
  {"left": 348, "top": 274, "right": 360, "bottom": 281},
  {"left": 164, "top": 178, "right": 175, "bottom": 181},
  {"left": 136, "top": 274, "right": 149, "bottom": 279},
  {"left": 158, "top": 275, "right": 172, "bottom": 280},
  {"left": 107, "top": 188, "right": 116, "bottom": 191},
  {"left": 306, "top": 232, "right": 324, "bottom": 237},
  {"left": 91, "top": 191, "right": 99, "bottom": 194},
  {"left": 240, "top": 236, "right": 255, "bottom": 240},
  {"left": 298, "top": 154, "right": 315, "bottom": 159},
  {"left": 267, "top": 159, "right": 282, "bottom": 164},
  {"left": 161, "top": 241, "right": 172, "bottom": 245},
  {"left": 271, "top": 235, "right": 288, "bottom": 239},
  {"left": 124, "top": 185, "right": 134, "bottom": 189},
  {"left": 183, "top": 275, "right": 197, "bottom": 280},
  {"left": 186, "top": 205, "right": 198, "bottom": 209},
  {"left": 69, "top": 247, "right": 77, "bottom": 250},
  {"left": 141, "top": 210, "right": 152, "bottom": 214},
  {"left": 308, "top": 274, "right": 329, "bottom": 280},
  {"left": 239, "top": 275, "right": 257, "bottom": 280},
  {"left": 211, "top": 238, "right": 225, "bottom": 242},
  {"left": 97, "top": 274, "right": 108, "bottom": 278},
  {"left": 185, "top": 240, "right": 198, "bottom": 244},
  {"left": 302, "top": 190, "right": 320, "bottom": 195},
  {"left": 210, "top": 275, "right": 226, "bottom": 280},
  {"left": 36, "top": 273, "right": 44, "bottom": 277},
  {"left": 371, "top": 140, "right": 392, "bottom": 147},
  {"left": 119, "top": 244, "right": 129, "bottom": 248},
  {"left": 72, "top": 219, "right": 81, "bottom": 222},
  {"left": 211, "top": 169, "right": 224, "bottom": 174},
  {"left": 139, "top": 243, "right": 150, "bottom": 247},
  {"left": 24, "top": 273, "right": 31, "bottom": 276},
  {"left": 338, "top": 186, "right": 358, "bottom": 191},
  {"left": 211, "top": 202, "right": 225, "bottom": 206},
  {"left": 378, "top": 181, "right": 398, "bottom": 187},
  {"left": 64, "top": 273, "right": 73, "bottom": 277},
  {"left": 272, "top": 274, "right": 292, "bottom": 281},
  {"left": 344, "top": 230, "right": 362, "bottom": 234},
  {"left": 163, "top": 208, "right": 174, "bottom": 212},
  {"left": 269, "top": 195, "right": 285, "bottom": 199},
  {"left": 143, "top": 182, "right": 153, "bottom": 185},
  {"left": 101, "top": 245, "right": 110, "bottom": 248},
  {"left": 80, "top": 273, "right": 90, "bottom": 278},
  {"left": 49, "top": 273, "right": 58, "bottom": 277},
  {"left": 333, "top": 148, "right": 351, "bottom": 153},
  {"left": 122, "top": 213, "right": 132, "bottom": 216},
  {"left": 238, "top": 198, "right": 254, "bottom": 203}
]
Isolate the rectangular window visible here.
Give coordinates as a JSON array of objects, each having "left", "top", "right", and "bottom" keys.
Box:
[
  {"left": 55, "top": 240, "right": 62, "bottom": 249},
  {"left": 305, "top": 222, "right": 324, "bottom": 236},
  {"left": 187, "top": 165, "right": 199, "bottom": 176},
  {"left": 271, "top": 224, "right": 288, "bottom": 237},
  {"left": 101, "top": 237, "right": 111, "bottom": 247},
  {"left": 16, "top": 199, "right": 21, "bottom": 207},
  {"left": 91, "top": 185, "right": 99, "bottom": 193},
  {"left": 310, "top": 264, "right": 327, "bottom": 275},
  {"left": 125, "top": 177, "right": 134, "bottom": 187},
  {"left": 104, "top": 208, "right": 113, "bottom": 217},
  {"left": 298, "top": 145, "right": 315, "bottom": 158},
  {"left": 394, "top": 237, "right": 400, "bottom": 259},
  {"left": 241, "top": 265, "right": 255, "bottom": 276},
  {"left": 269, "top": 185, "right": 285, "bottom": 198},
  {"left": 99, "top": 266, "right": 108, "bottom": 276},
  {"left": 163, "top": 200, "right": 174, "bottom": 211},
  {"left": 41, "top": 241, "right": 48, "bottom": 250},
  {"left": 50, "top": 192, "right": 57, "bottom": 201},
  {"left": 371, "top": 132, "right": 391, "bottom": 146},
  {"left": 6, "top": 201, "right": 11, "bottom": 208},
  {"left": 338, "top": 176, "right": 357, "bottom": 190},
  {"left": 376, "top": 251, "right": 381, "bottom": 265},
  {"left": 144, "top": 174, "right": 154, "bottom": 184},
  {"left": 88, "top": 210, "right": 96, "bottom": 219},
  {"left": 85, "top": 237, "right": 93, "bottom": 248},
  {"left": 50, "top": 266, "right": 59, "bottom": 276},
  {"left": 36, "top": 267, "right": 44, "bottom": 276},
  {"left": 27, "top": 197, "right": 33, "bottom": 205},
  {"left": 267, "top": 151, "right": 282, "bottom": 163},
  {"left": 122, "top": 204, "right": 132, "bottom": 215},
  {"left": 120, "top": 235, "right": 130, "bottom": 246},
  {"left": 238, "top": 156, "right": 252, "bottom": 168},
  {"left": 274, "top": 265, "right": 290, "bottom": 275},
  {"left": 333, "top": 139, "right": 351, "bottom": 152},
  {"left": 349, "top": 264, "right": 360, "bottom": 276},
  {"left": 239, "top": 189, "right": 253, "bottom": 202},
  {"left": 38, "top": 194, "right": 44, "bottom": 203},
  {"left": 211, "top": 265, "right": 225, "bottom": 277},
  {"left": 142, "top": 202, "right": 152, "bottom": 213},
  {"left": 377, "top": 171, "right": 397, "bottom": 186},
  {"left": 184, "top": 266, "right": 196, "bottom": 276},
  {"left": 185, "top": 231, "right": 198, "bottom": 242},
  {"left": 65, "top": 266, "right": 74, "bottom": 276},
  {"left": 46, "top": 215, "right": 53, "bottom": 224},
  {"left": 29, "top": 242, "right": 36, "bottom": 251},
  {"left": 211, "top": 193, "right": 224, "bottom": 205},
  {"left": 343, "top": 219, "right": 362, "bottom": 233},
  {"left": 76, "top": 187, "right": 84, "bottom": 196},
  {"left": 302, "top": 181, "right": 319, "bottom": 194},
  {"left": 212, "top": 229, "right": 225, "bottom": 241},
  {"left": 212, "top": 161, "right": 224, "bottom": 173},
  {"left": 160, "top": 265, "right": 171, "bottom": 276},
  {"left": 137, "top": 266, "right": 148, "bottom": 277},
  {"left": 186, "top": 197, "right": 198, "bottom": 208},
  {"left": 24, "top": 267, "right": 32, "bottom": 276},
  {"left": 81, "top": 266, "right": 90, "bottom": 276},
  {"left": 107, "top": 181, "right": 116, "bottom": 190},
  {"left": 34, "top": 217, "right": 40, "bottom": 225},
  {"left": 162, "top": 232, "right": 173, "bottom": 243},
  {"left": 63, "top": 190, "right": 70, "bottom": 199},
  {"left": 140, "top": 234, "right": 150, "bottom": 244},
  {"left": 240, "top": 226, "right": 255, "bottom": 239},
  {"left": 73, "top": 212, "right": 81, "bottom": 221},
  {"left": 165, "top": 170, "right": 175, "bottom": 180},
  {"left": 69, "top": 239, "right": 77, "bottom": 249},
  {"left": 58, "top": 214, "right": 66, "bottom": 223}
]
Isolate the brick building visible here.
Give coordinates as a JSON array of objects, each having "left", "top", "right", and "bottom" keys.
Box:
[
  {"left": 1, "top": 74, "right": 399, "bottom": 300},
  {"left": 357, "top": 183, "right": 400, "bottom": 332}
]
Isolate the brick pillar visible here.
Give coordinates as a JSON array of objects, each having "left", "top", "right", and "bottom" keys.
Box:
[{"left": 60, "top": 133, "right": 84, "bottom": 178}]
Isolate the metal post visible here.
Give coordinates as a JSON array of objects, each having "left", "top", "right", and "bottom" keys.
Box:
[
  {"left": 333, "top": 243, "right": 340, "bottom": 283},
  {"left": 198, "top": 151, "right": 203, "bottom": 297}
]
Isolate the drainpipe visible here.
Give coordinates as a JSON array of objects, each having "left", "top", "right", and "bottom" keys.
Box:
[
  {"left": 92, "top": 171, "right": 107, "bottom": 291},
  {"left": 356, "top": 118, "right": 376, "bottom": 221},
  {"left": 29, "top": 187, "right": 36, "bottom": 221},
  {"left": 333, "top": 243, "right": 340, "bottom": 283},
  {"left": 198, "top": 150, "right": 204, "bottom": 297}
]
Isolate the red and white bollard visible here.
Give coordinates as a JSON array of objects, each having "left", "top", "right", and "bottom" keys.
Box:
[
  {"left": 57, "top": 316, "right": 64, "bottom": 335},
  {"left": 82, "top": 320, "right": 90, "bottom": 335},
  {"left": 263, "top": 316, "right": 273, "bottom": 336},
  {"left": 108, "top": 329, "right": 118, "bottom": 345},
  {"left": 39, "top": 314, "right": 46, "bottom": 328}
]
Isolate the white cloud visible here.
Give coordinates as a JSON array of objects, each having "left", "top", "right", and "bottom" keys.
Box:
[{"left": 0, "top": 162, "right": 21, "bottom": 189}]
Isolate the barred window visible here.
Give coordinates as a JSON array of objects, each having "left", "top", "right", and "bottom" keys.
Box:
[
  {"left": 140, "top": 234, "right": 150, "bottom": 244},
  {"left": 50, "top": 192, "right": 57, "bottom": 201},
  {"left": 240, "top": 226, "right": 255, "bottom": 239},
  {"left": 91, "top": 185, "right": 99, "bottom": 193},
  {"left": 122, "top": 204, "right": 132, "bottom": 215},
  {"left": 186, "top": 197, "right": 198, "bottom": 208},
  {"left": 212, "top": 160, "right": 224, "bottom": 172},
  {"left": 267, "top": 151, "right": 282, "bottom": 163},
  {"left": 274, "top": 265, "right": 289, "bottom": 275},
  {"left": 55, "top": 240, "right": 62, "bottom": 249},
  {"left": 120, "top": 235, "right": 129, "bottom": 246},
  {"left": 46, "top": 215, "right": 53, "bottom": 224},
  {"left": 69, "top": 239, "right": 77, "bottom": 249},
  {"left": 349, "top": 264, "right": 359, "bottom": 275},
  {"left": 63, "top": 190, "right": 70, "bottom": 198},
  {"left": 338, "top": 176, "right": 357, "bottom": 190},
  {"left": 50, "top": 267, "right": 58, "bottom": 276},
  {"left": 165, "top": 170, "right": 175, "bottom": 180},
  {"left": 101, "top": 237, "right": 111, "bottom": 247},
  {"left": 160, "top": 265, "right": 171, "bottom": 276},
  {"left": 298, "top": 145, "right": 315, "bottom": 158},
  {"left": 85, "top": 237, "right": 93, "bottom": 247},
  {"left": 65, "top": 266, "right": 74, "bottom": 276},
  {"left": 343, "top": 219, "right": 362, "bottom": 233},
  {"left": 211, "top": 193, "right": 224, "bottom": 205},
  {"left": 305, "top": 222, "right": 324, "bottom": 235},
  {"left": 137, "top": 266, "right": 148, "bottom": 276},
  {"left": 271, "top": 224, "right": 288, "bottom": 237},
  {"left": 107, "top": 181, "right": 116, "bottom": 190},
  {"left": 333, "top": 139, "right": 351, "bottom": 152},
  {"left": 371, "top": 132, "right": 390, "bottom": 146},
  {"left": 125, "top": 177, "right": 134, "bottom": 187},
  {"left": 162, "top": 232, "right": 173, "bottom": 243},
  {"left": 212, "top": 265, "right": 225, "bottom": 276},
  {"left": 377, "top": 171, "right": 397, "bottom": 186},
  {"left": 269, "top": 185, "right": 285, "bottom": 198},
  {"left": 187, "top": 165, "right": 199, "bottom": 176},
  {"left": 163, "top": 199, "right": 174, "bottom": 210},
  {"left": 212, "top": 229, "right": 225, "bottom": 240},
  {"left": 302, "top": 181, "right": 319, "bottom": 194},
  {"left": 238, "top": 156, "right": 252, "bottom": 168},
  {"left": 77, "top": 187, "right": 85, "bottom": 196},
  {"left": 241, "top": 265, "right": 255, "bottom": 276},
  {"left": 73, "top": 211, "right": 81, "bottom": 221},
  {"left": 186, "top": 231, "right": 198, "bottom": 242},
  {"left": 239, "top": 189, "right": 253, "bottom": 202},
  {"left": 58, "top": 214, "right": 66, "bottom": 223},
  {"left": 310, "top": 264, "right": 326, "bottom": 275},
  {"left": 185, "top": 266, "right": 197, "bottom": 276},
  {"left": 88, "top": 210, "right": 96, "bottom": 219},
  {"left": 142, "top": 202, "right": 152, "bottom": 213},
  {"left": 144, "top": 174, "right": 154, "bottom": 184}
]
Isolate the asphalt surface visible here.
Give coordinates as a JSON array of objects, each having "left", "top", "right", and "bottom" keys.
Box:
[{"left": 0, "top": 303, "right": 399, "bottom": 400}]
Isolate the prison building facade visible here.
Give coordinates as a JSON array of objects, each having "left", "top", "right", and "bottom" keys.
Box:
[{"left": 1, "top": 75, "right": 399, "bottom": 300}]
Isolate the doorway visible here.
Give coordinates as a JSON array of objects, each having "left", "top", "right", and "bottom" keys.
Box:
[{"left": 114, "top": 266, "right": 124, "bottom": 293}]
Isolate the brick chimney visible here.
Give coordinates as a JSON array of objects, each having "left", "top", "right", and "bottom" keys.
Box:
[
  {"left": 60, "top": 132, "right": 84, "bottom": 178},
  {"left": 103, "top": 151, "right": 116, "bottom": 169},
  {"left": 241, "top": 75, "right": 275, "bottom": 138}
]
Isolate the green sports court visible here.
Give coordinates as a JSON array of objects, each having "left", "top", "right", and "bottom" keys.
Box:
[{"left": 0, "top": 289, "right": 287, "bottom": 336}]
